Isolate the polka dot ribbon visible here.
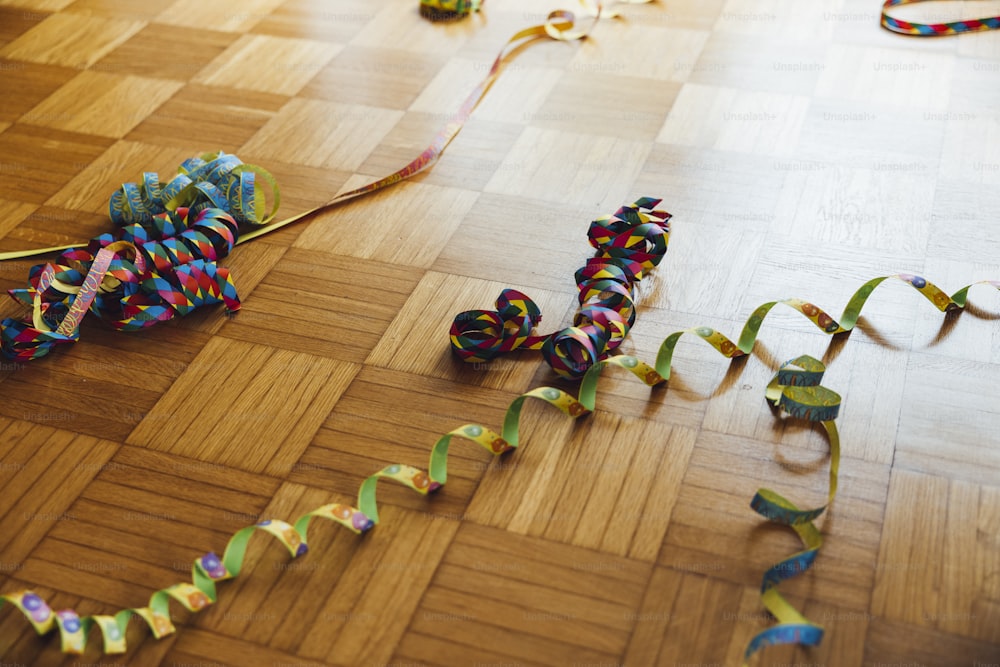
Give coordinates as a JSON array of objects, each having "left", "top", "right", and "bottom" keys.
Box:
[
  {"left": 109, "top": 151, "right": 278, "bottom": 228},
  {"left": 881, "top": 0, "right": 1000, "bottom": 35},
  {"left": 743, "top": 355, "right": 840, "bottom": 664},
  {"left": 1, "top": 271, "right": 997, "bottom": 655},
  {"left": 449, "top": 197, "right": 671, "bottom": 380},
  {"left": 1, "top": 206, "right": 240, "bottom": 361}
]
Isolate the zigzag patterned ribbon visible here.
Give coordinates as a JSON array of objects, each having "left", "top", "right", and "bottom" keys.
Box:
[
  {"left": 449, "top": 197, "right": 671, "bottom": 379},
  {"left": 881, "top": 0, "right": 1000, "bottom": 35},
  {"left": 1, "top": 207, "right": 240, "bottom": 361},
  {"left": 1, "top": 271, "right": 996, "bottom": 655}
]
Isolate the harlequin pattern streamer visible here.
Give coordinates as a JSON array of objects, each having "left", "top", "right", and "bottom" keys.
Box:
[
  {"left": 881, "top": 0, "right": 1000, "bottom": 35},
  {"left": 2, "top": 271, "right": 996, "bottom": 656},
  {"left": 1, "top": 207, "right": 240, "bottom": 361},
  {"left": 449, "top": 197, "right": 671, "bottom": 379}
]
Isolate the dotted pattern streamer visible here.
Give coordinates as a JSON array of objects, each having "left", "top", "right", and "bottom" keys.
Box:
[
  {"left": 1, "top": 207, "right": 240, "bottom": 361},
  {"left": 881, "top": 0, "right": 1000, "bottom": 35},
  {"left": 449, "top": 197, "right": 671, "bottom": 379},
  {"left": 1, "top": 269, "right": 996, "bottom": 657},
  {"left": 109, "top": 151, "right": 278, "bottom": 228},
  {"left": 743, "top": 355, "right": 840, "bottom": 663}
]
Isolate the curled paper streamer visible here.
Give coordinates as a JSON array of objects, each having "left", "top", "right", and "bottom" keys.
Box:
[
  {"left": 450, "top": 197, "right": 671, "bottom": 379},
  {"left": 1, "top": 207, "right": 240, "bottom": 361},
  {"left": 2, "top": 272, "right": 996, "bottom": 655},
  {"left": 419, "top": 0, "right": 482, "bottom": 22},
  {"left": 743, "top": 356, "right": 840, "bottom": 663},
  {"left": 109, "top": 151, "right": 278, "bottom": 228},
  {"left": 881, "top": 0, "right": 1000, "bottom": 35}
]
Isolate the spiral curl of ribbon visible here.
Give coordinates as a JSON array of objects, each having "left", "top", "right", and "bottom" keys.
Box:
[
  {"left": 1, "top": 206, "right": 241, "bottom": 361},
  {"left": 743, "top": 356, "right": 840, "bottom": 663},
  {"left": 881, "top": 0, "right": 1000, "bottom": 35},
  {"left": 109, "top": 151, "right": 278, "bottom": 228},
  {"left": 449, "top": 197, "right": 671, "bottom": 379},
  {"left": 1, "top": 266, "right": 998, "bottom": 655}
]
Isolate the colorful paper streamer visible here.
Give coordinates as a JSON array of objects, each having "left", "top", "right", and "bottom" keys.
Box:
[
  {"left": 2, "top": 152, "right": 276, "bottom": 360},
  {"left": 2, "top": 267, "right": 996, "bottom": 656},
  {"left": 108, "top": 151, "right": 278, "bottom": 229},
  {"left": 0, "top": 0, "right": 645, "bottom": 359},
  {"left": 1, "top": 206, "right": 241, "bottom": 361},
  {"left": 0, "top": 1, "right": 650, "bottom": 360},
  {"left": 881, "top": 0, "right": 1000, "bottom": 35},
  {"left": 743, "top": 355, "right": 840, "bottom": 663},
  {"left": 450, "top": 197, "right": 671, "bottom": 379}
]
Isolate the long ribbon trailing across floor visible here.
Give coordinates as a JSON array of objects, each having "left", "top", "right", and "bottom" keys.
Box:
[
  {"left": 449, "top": 197, "right": 671, "bottom": 379},
  {"left": 881, "top": 0, "right": 1000, "bottom": 35},
  {"left": 0, "top": 0, "right": 640, "bottom": 265},
  {"left": 1, "top": 271, "right": 996, "bottom": 656}
]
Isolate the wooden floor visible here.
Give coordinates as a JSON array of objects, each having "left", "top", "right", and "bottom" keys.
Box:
[{"left": 1, "top": 0, "right": 999, "bottom": 665}]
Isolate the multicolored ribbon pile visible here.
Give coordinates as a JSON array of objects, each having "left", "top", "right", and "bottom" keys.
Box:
[
  {"left": 881, "top": 0, "right": 1000, "bottom": 35},
  {"left": 0, "top": 2, "right": 624, "bottom": 269},
  {"left": 449, "top": 197, "right": 671, "bottom": 379},
  {"left": 1, "top": 204, "right": 242, "bottom": 361},
  {"left": 419, "top": 0, "right": 481, "bottom": 22},
  {"left": 1, "top": 151, "right": 278, "bottom": 360},
  {"left": 2, "top": 261, "right": 996, "bottom": 655}
]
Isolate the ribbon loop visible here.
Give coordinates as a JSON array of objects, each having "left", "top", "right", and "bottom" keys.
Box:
[{"left": 109, "top": 151, "right": 277, "bottom": 228}]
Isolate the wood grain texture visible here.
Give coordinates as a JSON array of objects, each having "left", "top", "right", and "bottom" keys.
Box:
[{"left": 0, "top": 0, "right": 998, "bottom": 666}]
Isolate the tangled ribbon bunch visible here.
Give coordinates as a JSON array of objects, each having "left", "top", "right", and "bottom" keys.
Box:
[
  {"left": 0, "top": 152, "right": 278, "bottom": 361},
  {"left": 109, "top": 151, "right": 278, "bottom": 228},
  {"left": 1, "top": 207, "right": 241, "bottom": 361},
  {"left": 450, "top": 197, "right": 671, "bottom": 379}
]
